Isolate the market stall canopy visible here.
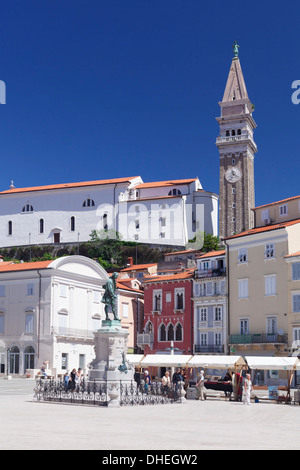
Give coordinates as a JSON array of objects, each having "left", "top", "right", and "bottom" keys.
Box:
[
  {"left": 139, "top": 354, "right": 193, "bottom": 368},
  {"left": 187, "top": 355, "right": 246, "bottom": 369},
  {"left": 127, "top": 354, "right": 145, "bottom": 366},
  {"left": 245, "top": 356, "right": 300, "bottom": 371}
]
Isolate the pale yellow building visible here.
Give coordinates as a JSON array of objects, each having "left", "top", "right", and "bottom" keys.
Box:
[{"left": 225, "top": 218, "right": 300, "bottom": 364}]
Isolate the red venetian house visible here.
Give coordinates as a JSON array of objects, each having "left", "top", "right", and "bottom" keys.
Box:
[{"left": 137, "top": 271, "right": 194, "bottom": 356}]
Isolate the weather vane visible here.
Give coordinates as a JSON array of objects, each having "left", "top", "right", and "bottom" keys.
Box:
[{"left": 232, "top": 41, "right": 239, "bottom": 59}]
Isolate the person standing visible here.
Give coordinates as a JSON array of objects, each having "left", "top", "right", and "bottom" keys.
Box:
[
  {"left": 243, "top": 373, "right": 252, "bottom": 405},
  {"left": 172, "top": 368, "right": 183, "bottom": 395},
  {"left": 196, "top": 370, "right": 205, "bottom": 401},
  {"left": 161, "top": 371, "right": 171, "bottom": 395}
]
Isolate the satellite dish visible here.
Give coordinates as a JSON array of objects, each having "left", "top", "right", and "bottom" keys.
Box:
[{"left": 278, "top": 329, "right": 284, "bottom": 335}]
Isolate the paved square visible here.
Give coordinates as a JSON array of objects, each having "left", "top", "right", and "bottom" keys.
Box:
[{"left": 0, "top": 378, "right": 299, "bottom": 450}]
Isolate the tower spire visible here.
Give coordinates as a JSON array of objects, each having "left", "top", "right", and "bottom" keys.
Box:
[{"left": 216, "top": 45, "right": 257, "bottom": 240}]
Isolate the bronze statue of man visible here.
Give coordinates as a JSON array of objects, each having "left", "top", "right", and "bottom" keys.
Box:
[{"left": 101, "top": 272, "right": 120, "bottom": 321}]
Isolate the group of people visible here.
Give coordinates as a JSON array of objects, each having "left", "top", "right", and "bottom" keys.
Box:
[
  {"left": 135, "top": 367, "right": 253, "bottom": 404},
  {"left": 63, "top": 368, "right": 83, "bottom": 391}
]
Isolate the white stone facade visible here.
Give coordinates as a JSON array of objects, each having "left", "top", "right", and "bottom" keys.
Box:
[
  {"left": 0, "top": 176, "right": 218, "bottom": 249},
  {"left": 0, "top": 256, "right": 120, "bottom": 377}
]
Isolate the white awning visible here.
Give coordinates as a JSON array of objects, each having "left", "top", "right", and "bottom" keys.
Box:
[
  {"left": 187, "top": 355, "right": 246, "bottom": 369},
  {"left": 246, "top": 356, "right": 299, "bottom": 371},
  {"left": 139, "top": 354, "right": 193, "bottom": 368},
  {"left": 127, "top": 354, "right": 145, "bottom": 366}
]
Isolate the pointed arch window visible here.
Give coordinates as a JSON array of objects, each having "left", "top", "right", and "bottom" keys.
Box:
[
  {"left": 159, "top": 323, "right": 166, "bottom": 342},
  {"left": 167, "top": 323, "right": 174, "bottom": 341},
  {"left": 8, "top": 221, "right": 12, "bottom": 236},
  {"left": 175, "top": 323, "right": 183, "bottom": 341}
]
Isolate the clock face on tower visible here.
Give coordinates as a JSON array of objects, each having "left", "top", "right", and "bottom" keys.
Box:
[{"left": 225, "top": 167, "right": 242, "bottom": 183}]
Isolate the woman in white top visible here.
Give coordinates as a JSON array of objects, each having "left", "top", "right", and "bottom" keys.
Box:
[{"left": 243, "top": 373, "right": 252, "bottom": 405}]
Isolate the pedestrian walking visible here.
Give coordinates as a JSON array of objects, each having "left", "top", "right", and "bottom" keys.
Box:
[
  {"left": 243, "top": 373, "right": 252, "bottom": 405},
  {"left": 172, "top": 368, "right": 183, "bottom": 394},
  {"left": 196, "top": 370, "right": 205, "bottom": 401}
]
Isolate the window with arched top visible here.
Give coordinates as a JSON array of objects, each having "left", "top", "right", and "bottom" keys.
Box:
[
  {"left": 168, "top": 189, "right": 182, "bottom": 196},
  {"left": 175, "top": 323, "right": 183, "bottom": 341},
  {"left": 8, "top": 221, "right": 12, "bottom": 236},
  {"left": 70, "top": 216, "right": 75, "bottom": 232},
  {"left": 167, "top": 323, "right": 174, "bottom": 341},
  {"left": 237, "top": 129, "right": 241, "bottom": 135},
  {"left": 83, "top": 198, "right": 95, "bottom": 208},
  {"left": 103, "top": 213, "right": 108, "bottom": 230},
  {"left": 22, "top": 204, "right": 33, "bottom": 212},
  {"left": 226, "top": 130, "right": 230, "bottom": 136},
  {"left": 231, "top": 130, "right": 235, "bottom": 136},
  {"left": 39, "top": 219, "right": 44, "bottom": 234},
  {"left": 159, "top": 323, "right": 166, "bottom": 342},
  {"left": 145, "top": 321, "right": 153, "bottom": 334}
]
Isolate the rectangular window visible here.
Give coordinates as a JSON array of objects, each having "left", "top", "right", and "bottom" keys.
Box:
[
  {"left": 238, "top": 248, "right": 247, "bottom": 263},
  {"left": 261, "top": 209, "right": 270, "bottom": 222},
  {"left": 93, "top": 291, "right": 100, "bottom": 303},
  {"left": 0, "top": 286, "right": 5, "bottom": 297},
  {"left": 265, "top": 275, "right": 276, "bottom": 296},
  {"left": 135, "top": 220, "right": 140, "bottom": 230},
  {"left": 266, "top": 317, "right": 277, "bottom": 335},
  {"left": 27, "top": 283, "right": 34, "bottom": 296},
  {"left": 200, "top": 333, "right": 207, "bottom": 346},
  {"left": 25, "top": 313, "right": 34, "bottom": 334},
  {"left": 215, "top": 332, "right": 222, "bottom": 346},
  {"left": 265, "top": 243, "right": 275, "bottom": 259},
  {"left": 293, "top": 294, "right": 300, "bottom": 313},
  {"left": 62, "top": 353, "right": 68, "bottom": 370},
  {"left": 214, "top": 306, "right": 222, "bottom": 321},
  {"left": 198, "top": 307, "right": 207, "bottom": 322},
  {"left": 293, "top": 328, "right": 300, "bottom": 342},
  {"left": 166, "top": 292, "right": 172, "bottom": 303},
  {"left": 279, "top": 204, "right": 288, "bottom": 216},
  {"left": 240, "top": 319, "right": 249, "bottom": 335},
  {"left": 0, "top": 315, "right": 4, "bottom": 334},
  {"left": 238, "top": 279, "right": 248, "bottom": 299},
  {"left": 60, "top": 285, "right": 68, "bottom": 297},
  {"left": 292, "top": 263, "right": 300, "bottom": 280},
  {"left": 122, "top": 303, "right": 129, "bottom": 318}
]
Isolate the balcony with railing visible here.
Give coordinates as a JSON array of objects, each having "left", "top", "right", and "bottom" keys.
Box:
[
  {"left": 194, "top": 344, "right": 225, "bottom": 354},
  {"left": 137, "top": 333, "right": 154, "bottom": 349},
  {"left": 194, "top": 268, "right": 226, "bottom": 279},
  {"left": 229, "top": 333, "right": 288, "bottom": 345}
]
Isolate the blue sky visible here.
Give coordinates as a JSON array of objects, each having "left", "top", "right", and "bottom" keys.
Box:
[{"left": 0, "top": 1, "right": 299, "bottom": 207}]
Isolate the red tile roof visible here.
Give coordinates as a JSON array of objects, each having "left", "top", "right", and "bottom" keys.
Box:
[
  {"left": 196, "top": 250, "right": 225, "bottom": 259},
  {"left": 254, "top": 195, "right": 300, "bottom": 210},
  {"left": 143, "top": 271, "right": 194, "bottom": 283},
  {"left": 0, "top": 177, "right": 139, "bottom": 195},
  {"left": 225, "top": 219, "right": 300, "bottom": 240},
  {"left": 0, "top": 260, "right": 53, "bottom": 271},
  {"left": 121, "top": 263, "right": 157, "bottom": 272}
]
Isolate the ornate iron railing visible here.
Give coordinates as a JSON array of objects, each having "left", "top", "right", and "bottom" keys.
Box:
[{"left": 33, "top": 378, "right": 183, "bottom": 407}]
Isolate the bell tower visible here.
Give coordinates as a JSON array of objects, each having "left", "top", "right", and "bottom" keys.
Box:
[{"left": 216, "top": 42, "right": 257, "bottom": 240}]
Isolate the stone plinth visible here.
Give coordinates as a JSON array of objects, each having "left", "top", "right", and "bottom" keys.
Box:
[{"left": 88, "top": 320, "right": 135, "bottom": 406}]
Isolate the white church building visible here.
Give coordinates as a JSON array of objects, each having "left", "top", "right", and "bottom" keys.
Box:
[
  {"left": 0, "top": 175, "right": 218, "bottom": 249},
  {"left": 0, "top": 255, "right": 141, "bottom": 377}
]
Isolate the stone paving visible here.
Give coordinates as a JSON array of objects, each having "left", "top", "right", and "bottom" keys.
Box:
[{"left": 0, "top": 378, "right": 300, "bottom": 450}]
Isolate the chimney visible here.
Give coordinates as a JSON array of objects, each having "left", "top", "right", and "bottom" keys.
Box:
[{"left": 127, "top": 257, "right": 133, "bottom": 267}]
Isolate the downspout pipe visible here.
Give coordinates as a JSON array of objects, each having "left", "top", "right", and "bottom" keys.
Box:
[
  {"left": 37, "top": 270, "right": 42, "bottom": 359},
  {"left": 224, "top": 239, "right": 230, "bottom": 354}
]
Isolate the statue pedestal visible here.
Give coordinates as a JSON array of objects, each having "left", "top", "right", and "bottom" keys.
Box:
[{"left": 88, "top": 320, "right": 135, "bottom": 407}]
